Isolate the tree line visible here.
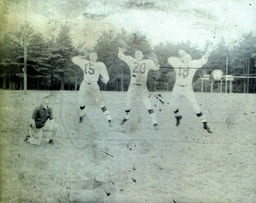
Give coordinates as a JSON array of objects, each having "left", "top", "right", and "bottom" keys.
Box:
[{"left": 0, "top": 24, "right": 255, "bottom": 92}]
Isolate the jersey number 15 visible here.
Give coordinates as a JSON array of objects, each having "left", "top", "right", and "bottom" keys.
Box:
[{"left": 85, "top": 64, "right": 95, "bottom": 75}]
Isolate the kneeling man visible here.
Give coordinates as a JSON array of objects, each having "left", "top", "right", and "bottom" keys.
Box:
[{"left": 25, "top": 95, "right": 57, "bottom": 145}]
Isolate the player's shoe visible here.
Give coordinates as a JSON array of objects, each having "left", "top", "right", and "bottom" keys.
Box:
[
  {"left": 175, "top": 115, "right": 182, "bottom": 126},
  {"left": 153, "top": 123, "right": 158, "bottom": 130},
  {"left": 79, "top": 115, "right": 85, "bottom": 123},
  {"left": 108, "top": 120, "right": 112, "bottom": 127},
  {"left": 48, "top": 139, "right": 54, "bottom": 144},
  {"left": 203, "top": 122, "right": 212, "bottom": 133},
  {"left": 120, "top": 118, "right": 128, "bottom": 125},
  {"left": 24, "top": 135, "right": 30, "bottom": 142}
]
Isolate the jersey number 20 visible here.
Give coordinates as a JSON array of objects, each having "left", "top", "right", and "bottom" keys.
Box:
[
  {"left": 84, "top": 64, "right": 95, "bottom": 75},
  {"left": 133, "top": 62, "right": 146, "bottom": 74}
]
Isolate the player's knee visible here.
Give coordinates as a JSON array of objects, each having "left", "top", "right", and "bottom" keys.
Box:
[
  {"left": 51, "top": 122, "right": 58, "bottom": 130},
  {"left": 46, "top": 120, "right": 57, "bottom": 131}
]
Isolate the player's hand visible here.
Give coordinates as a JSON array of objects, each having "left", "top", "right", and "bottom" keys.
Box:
[
  {"left": 206, "top": 42, "right": 216, "bottom": 54},
  {"left": 77, "top": 42, "right": 86, "bottom": 49},
  {"left": 99, "top": 75, "right": 107, "bottom": 84},
  {"left": 118, "top": 47, "right": 127, "bottom": 53},
  {"left": 99, "top": 75, "right": 103, "bottom": 81},
  {"left": 78, "top": 49, "right": 88, "bottom": 58},
  {"left": 118, "top": 39, "right": 129, "bottom": 50},
  {"left": 30, "top": 119, "right": 34, "bottom": 128},
  {"left": 148, "top": 55, "right": 160, "bottom": 66}
]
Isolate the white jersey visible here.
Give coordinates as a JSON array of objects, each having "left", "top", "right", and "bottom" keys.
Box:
[
  {"left": 118, "top": 53, "right": 160, "bottom": 85},
  {"left": 72, "top": 56, "right": 109, "bottom": 84},
  {"left": 168, "top": 56, "right": 208, "bottom": 86}
]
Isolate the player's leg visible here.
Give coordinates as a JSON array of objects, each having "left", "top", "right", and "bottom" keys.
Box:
[
  {"left": 79, "top": 82, "right": 86, "bottom": 123},
  {"left": 29, "top": 129, "right": 42, "bottom": 145},
  {"left": 172, "top": 86, "right": 182, "bottom": 126},
  {"left": 94, "top": 86, "right": 112, "bottom": 126},
  {"left": 26, "top": 121, "right": 42, "bottom": 145},
  {"left": 43, "top": 120, "right": 58, "bottom": 143},
  {"left": 36, "top": 128, "right": 43, "bottom": 145},
  {"left": 120, "top": 85, "right": 134, "bottom": 125},
  {"left": 141, "top": 87, "right": 158, "bottom": 129},
  {"left": 185, "top": 88, "right": 212, "bottom": 133},
  {"left": 100, "top": 105, "right": 112, "bottom": 126},
  {"left": 24, "top": 121, "right": 33, "bottom": 142}
]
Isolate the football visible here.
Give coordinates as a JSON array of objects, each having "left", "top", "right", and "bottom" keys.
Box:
[{"left": 211, "top": 70, "right": 223, "bottom": 80}]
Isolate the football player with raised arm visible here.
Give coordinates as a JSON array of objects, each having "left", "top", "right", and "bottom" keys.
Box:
[
  {"left": 72, "top": 50, "right": 112, "bottom": 126},
  {"left": 118, "top": 47, "right": 160, "bottom": 129},
  {"left": 168, "top": 49, "right": 212, "bottom": 133}
]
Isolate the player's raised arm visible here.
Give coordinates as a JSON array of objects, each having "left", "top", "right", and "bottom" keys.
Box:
[
  {"left": 71, "top": 48, "right": 89, "bottom": 65},
  {"left": 99, "top": 63, "right": 110, "bottom": 84},
  {"left": 147, "top": 53, "right": 160, "bottom": 70},
  {"left": 71, "top": 56, "right": 81, "bottom": 65},
  {"left": 147, "top": 59, "right": 160, "bottom": 71},
  {"left": 117, "top": 47, "right": 126, "bottom": 60},
  {"left": 168, "top": 57, "right": 183, "bottom": 68},
  {"left": 192, "top": 50, "right": 212, "bottom": 69},
  {"left": 118, "top": 47, "right": 136, "bottom": 67}
]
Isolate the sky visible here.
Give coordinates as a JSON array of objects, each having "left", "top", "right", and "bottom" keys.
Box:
[{"left": 1, "top": 0, "right": 256, "bottom": 48}]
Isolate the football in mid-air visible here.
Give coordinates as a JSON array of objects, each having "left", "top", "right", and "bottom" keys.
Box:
[{"left": 211, "top": 70, "right": 223, "bottom": 80}]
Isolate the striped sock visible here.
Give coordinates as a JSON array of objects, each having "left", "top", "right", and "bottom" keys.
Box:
[
  {"left": 124, "top": 109, "right": 130, "bottom": 120},
  {"left": 80, "top": 105, "right": 85, "bottom": 117},
  {"left": 196, "top": 112, "right": 206, "bottom": 122},
  {"left": 101, "top": 106, "right": 112, "bottom": 120},
  {"left": 148, "top": 109, "right": 157, "bottom": 125},
  {"left": 174, "top": 109, "right": 180, "bottom": 117}
]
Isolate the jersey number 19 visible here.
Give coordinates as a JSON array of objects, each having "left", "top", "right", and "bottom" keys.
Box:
[{"left": 178, "top": 67, "right": 189, "bottom": 78}]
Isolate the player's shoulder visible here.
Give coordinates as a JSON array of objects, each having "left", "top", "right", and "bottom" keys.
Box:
[
  {"left": 143, "top": 59, "right": 156, "bottom": 66},
  {"left": 144, "top": 59, "right": 153, "bottom": 63},
  {"left": 125, "top": 55, "right": 136, "bottom": 62},
  {"left": 168, "top": 57, "right": 183, "bottom": 66},
  {"left": 189, "top": 60, "right": 197, "bottom": 66},
  {"left": 189, "top": 59, "right": 202, "bottom": 67},
  {"left": 72, "top": 56, "right": 80, "bottom": 62},
  {"left": 168, "top": 57, "right": 179, "bottom": 62},
  {"left": 96, "top": 61, "right": 106, "bottom": 67},
  {"left": 72, "top": 56, "right": 88, "bottom": 64}
]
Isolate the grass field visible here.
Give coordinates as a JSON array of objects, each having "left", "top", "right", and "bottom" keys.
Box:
[{"left": 0, "top": 90, "right": 255, "bottom": 202}]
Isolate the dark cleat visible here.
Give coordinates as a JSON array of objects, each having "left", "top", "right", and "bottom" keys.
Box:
[
  {"left": 48, "top": 139, "right": 54, "bottom": 144},
  {"left": 203, "top": 122, "right": 212, "bottom": 133},
  {"left": 120, "top": 118, "right": 128, "bottom": 125},
  {"left": 108, "top": 120, "right": 112, "bottom": 127},
  {"left": 79, "top": 115, "right": 85, "bottom": 123},
  {"left": 175, "top": 115, "right": 182, "bottom": 126},
  {"left": 153, "top": 123, "right": 158, "bottom": 130},
  {"left": 24, "top": 135, "right": 30, "bottom": 142}
]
